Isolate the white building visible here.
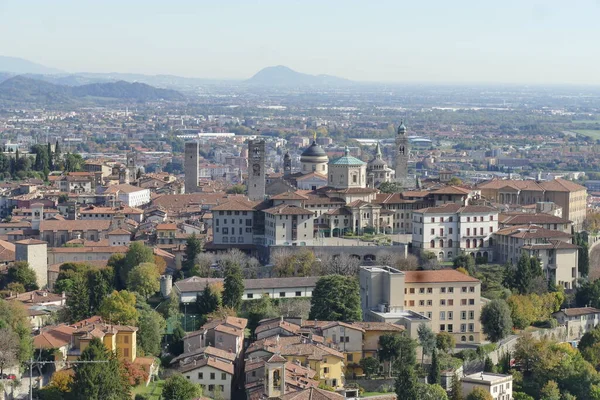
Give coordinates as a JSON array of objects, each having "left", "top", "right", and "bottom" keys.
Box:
[
  {"left": 263, "top": 204, "right": 314, "bottom": 246},
  {"left": 211, "top": 198, "right": 256, "bottom": 246},
  {"left": 553, "top": 307, "right": 600, "bottom": 340},
  {"left": 461, "top": 372, "right": 513, "bottom": 400},
  {"left": 412, "top": 204, "right": 499, "bottom": 262},
  {"left": 104, "top": 184, "right": 151, "bottom": 208},
  {"left": 178, "top": 357, "right": 233, "bottom": 399},
  {"left": 327, "top": 146, "right": 367, "bottom": 190}
]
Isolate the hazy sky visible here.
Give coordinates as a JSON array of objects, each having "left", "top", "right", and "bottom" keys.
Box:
[{"left": 1, "top": 0, "right": 599, "bottom": 84}]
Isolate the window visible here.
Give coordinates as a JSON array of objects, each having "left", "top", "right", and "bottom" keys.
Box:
[
  {"left": 448, "top": 287, "right": 454, "bottom": 293},
  {"left": 222, "top": 373, "right": 226, "bottom": 380},
  {"left": 448, "top": 312, "right": 453, "bottom": 320},
  {"left": 461, "top": 336, "right": 466, "bottom": 342},
  {"left": 419, "top": 288, "right": 425, "bottom": 294},
  {"left": 198, "top": 372, "right": 203, "bottom": 379},
  {"left": 431, "top": 217, "right": 435, "bottom": 223},
  {"left": 440, "top": 311, "right": 446, "bottom": 320},
  {"left": 409, "top": 300, "right": 415, "bottom": 306},
  {"left": 347, "top": 354, "right": 354, "bottom": 362},
  {"left": 124, "top": 335, "right": 129, "bottom": 344},
  {"left": 124, "top": 348, "right": 129, "bottom": 357},
  {"left": 427, "top": 312, "right": 432, "bottom": 319},
  {"left": 247, "top": 293, "right": 254, "bottom": 299},
  {"left": 427, "top": 300, "right": 432, "bottom": 306},
  {"left": 209, "top": 385, "right": 214, "bottom": 392},
  {"left": 323, "top": 367, "right": 330, "bottom": 374},
  {"left": 430, "top": 240, "right": 435, "bottom": 248},
  {"left": 441, "top": 287, "right": 446, "bottom": 293},
  {"left": 461, "top": 299, "right": 467, "bottom": 306},
  {"left": 448, "top": 300, "right": 454, "bottom": 306},
  {"left": 295, "top": 291, "right": 302, "bottom": 297},
  {"left": 466, "top": 228, "right": 470, "bottom": 236},
  {"left": 469, "top": 286, "right": 475, "bottom": 293},
  {"left": 461, "top": 324, "right": 467, "bottom": 332},
  {"left": 469, "top": 299, "right": 475, "bottom": 305},
  {"left": 447, "top": 324, "right": 453, "bottom": 332},
  {"left": 440, "top": 299, "right": 446, "bottom": 306},
  {"left": 280, "top": 292, "right": 286, "bottom": 297},
  {"left": 467, "top": 217, "right": 470, "bottom": 222},
  {"left": 462, "top": 287, "right": 467, "bottom": 293},
  {"left": 469, "top": 323, "right": 474, "bottom": 332},
  {"left": 461, "top": 311, "right": 467, "bottom": 320},
  {"left": 419, "top": 300, "right": 425, "bottom": 306},
  {"left": 469, "top": 311, "right": 475, "bottom": 319},
  {"left": 427, "top": 287, "right": 433, "bottom": 294},
  {"left": 431, "top": 228, "right": 435, "bottom": 235},
  {"left": 440, "top": 324, "right": 445, "bottom": 331},
  {"left": 210, "top": 373, "right": 215, "bottom": 380}
]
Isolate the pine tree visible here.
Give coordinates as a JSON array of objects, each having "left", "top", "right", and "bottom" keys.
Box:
[
  {"left": 197, "top": 283, "right": 221, "bottom": 318},
  {"left": 47, "top": 142, "right": 53, "bottom": 170},
  {"left": 515, "top": 252, "right": 533, "bottom": 294},
  {"left": 428, "top": 348, "right": 441, "bottom": 384},
  {"left": 182, "top": 234, "right": 203, "bottom": 277},
  {"left": 483, "top": 356, "right": 494, "bottom": 372},
  {"left": 222, "top": 262, "right": 244, "bottom": 310},
  {"left": 395, "top": 365, "right": 418, "bottom": 400},
  {"left": 66, "top": 274, "right": 90, "bottom": 323},
  {"left": 69, "top": 338, "right": 131, "bottom": 400},
  {"left": 450, "top": 371, "right": 463, "bottom": 400}
]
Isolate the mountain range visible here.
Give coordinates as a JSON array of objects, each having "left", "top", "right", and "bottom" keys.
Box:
[
  {"left": 0, "top": 75, "right": 185, "bottom": 104},
  {"left": 0, "top": 56, "right": 353, "bottom": 89}
]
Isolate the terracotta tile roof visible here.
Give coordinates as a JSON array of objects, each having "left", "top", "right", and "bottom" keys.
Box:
[
  {"left": 40, "top": 220, "right": 111, "bottom": 232},
  {"left": 295, "top": 172, "right": 327, "bottom": 181},
  {"left": 404, "top": 270, "right": 480, "bottom": 283},
  {"left": 539, "top": 178, "right": 586, "bottom": 192},
  {"left": 171, "top": 346, "right": 237, "bottom": 365},
  {"left": 49, "top": 246, "right": 129, "bottom": 253},
  {"left": 14, "top": 239, "right": 47, "bottom": 245},
  {"left": 495, "top": 224, "right": 572, "bottom": 239},
  {"left": 211, "top": 198, "right": 258, "bottom": 211},
  {"left": 415, "top": 203, "right": 461, "bottom": 214},
  {"left": 500, "top": 213, "right": 571, "bottom": 225},
  {"left": 156, "top": 223, "right": 177, "bottom": 230},
  {"left": 279, "top": 387, "right": 345, "bottom": 400},
  {"left": 556, "top": 307, "right": 600, "bottom": 317},
  {"left": 0, "top": 239, "right": 15, "bottom": 262},
  {"left": 351, "top": 322, "right": 405, "bottom": 332},
  {"left": 263, "top": 204, "right": 313, "bottom": 215},
  {"left": 255, "top": 320, "right": 301, "bottom": 336},
  {"left": 431, "top": 186, "right": 472, "bottom": 195},
  {"left": 270, "top": 191, "right": 309, "bottom": 200},
  {"left": 267, "top": 354, "right": 287, "bottom": 363},
  {"left": 108, "top": 229, "right": 131, "bottom": 235},
  {"left": 152, "top": 193, "right": 247, "bottom": 213},
  {"left": 104, "top": 183, "right": 147, "bottom": 194},
  {"left": 177, "top": 356, "right": 234, "bottom": 375},
  {"left": 319, "top": 321, "right": 365, "bottom": 333},
  {"left": 33, "top": 325, "right": 76, "bottom": 349},
  {"left": 174, "top": 276, "right": 224, "bottom": 293}
]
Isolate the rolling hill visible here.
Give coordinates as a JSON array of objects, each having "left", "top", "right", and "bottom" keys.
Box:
[
  {"left": 246, "top": 65, "right": 352, "bottom": 86},
  {"left": 0, "top": 55, "right": 63, "bottom": 75},
  {"left": 0, "top": 76, "right": 186, "bottom": 104}
]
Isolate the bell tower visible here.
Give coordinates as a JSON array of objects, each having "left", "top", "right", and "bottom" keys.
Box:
[
  {"left": 283, "top": 151, "right": 291, "bottom": 177},
  {"left": 395, "top": 120, "right": 409, "bottom": 183},
  {"left": 265, "top": 354, "right": 286, "bottom": 398},
  {"left": 247, "top": 140, "right": 266, "bottom": 201}
]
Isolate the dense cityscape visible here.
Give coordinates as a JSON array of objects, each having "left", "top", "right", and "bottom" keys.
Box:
[{"left": 2, "top": 3, "right": 600, "bottom": 400}]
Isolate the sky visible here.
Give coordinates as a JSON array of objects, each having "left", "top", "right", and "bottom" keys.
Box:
[{"left": 1, "top": 0, "right": 599, "bottom": 84}]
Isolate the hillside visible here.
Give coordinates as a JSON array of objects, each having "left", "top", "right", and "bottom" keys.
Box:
[
  {"left": 0, "top": 76, "right": 186, "bottom": 104},
  {"left": 0, "top": 55, "right": 63, "bottom": 74},
  {"left": 246, "top": 65, "right": 352, "bottom": 86}
]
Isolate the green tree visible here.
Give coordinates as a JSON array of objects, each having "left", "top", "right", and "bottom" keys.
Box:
[
  {"left": 99, "top": 290, "right": 139, "bottom": 325},
  {"left": 243, "top": 295, "right": 277, "bottom": 336},
  {"left": 417, "top": 383, "right": 449, "bottom": 400},
  {"left": 453, "top": 253, "right": 476, "bottom": 275},
  {"left": 196, "top": 283, "right": 222, "bottom": 319},
  {"left": 88, "top": 267, "right": 115, "bottom": 313},
  {"left": 576, "top": 279, "right": 600, "bottom": 308},
  {"left": 69, "top": 338, "right": 131, "bottom": 400},
  {"left": 5, "top": 261, "right": 38, "bottom": 291},
  {"left": 579, "top": 325, "right": 600, "bottom": 367},
  {"left": 379, "top": 181, "right": 403, "bottom": 193},
  {"left": 379, "top": 333, "right": 416, "bottom": 377},
  {"left": 579, "top": 241, "right": 590, "bottom": 277},
  {"left": 127, "top": 262, "right": 160, "bottom": 298},
  {"left": 162, "top": 373, "right": 202, "bottom": 400},
  {"left": 309, "top": 275, "right": 361, "bottom": 322},
  {"left": 466, "top": 387, "right": 493, "bottom": 400},
  {"left": 0, "top": 300, "right": 33, "bottom": 364},
  {"left": 540, "top": 380, "right": 561, "bottom": 400},
  {"left": 359, "top": 357, "right": 380, "bottom": 379},
  {"left": 222, "top": 261, "right": 244, "bottom": 310},
  {"left": 436, "top": 331, "right": 456, "bottom": 353},
  {"left": 137, "top": 308, "right": 166, "bottom": 356},
  {"left": 483, "top": 356, "right": 494, "bottom": 372},
  {"left": 480, "top": 299, "right": 513, "bottom": 342},
  {"left": 226, "top": 184, "right": 246, "bottom": 194},
  {"left": 182, "top": 234, "right": 203, "bottom": 277},
  {"left": 0, "top": 327, "right": 19, "bottom": 375},
  {"left": 169, "top": 325, "right": 186, "bottom": 356},
  {"left": 448, "top": 177, "right": 463, "bottom": 186},
  {"left": 428, "top": 348, "right": 441, "bottom": 385},
  {"left": 395, "top": 365, "right": 418, "bottom": 400},
  {"left": 450, "top": 371, "right": 463, "bottom": 400},
  {"left": 65, "top": 274, "right": 91, "bottom": 323},
  {"left": 120, "top": 242, "right": 154, "bottom": 287},
  {"left": 418, "top": 323, "right": 437, "bottom": 364}
]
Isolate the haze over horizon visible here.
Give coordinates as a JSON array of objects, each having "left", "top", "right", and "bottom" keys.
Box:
[{"left": 1, "top": 0, "right": 599, "bottom": 85}]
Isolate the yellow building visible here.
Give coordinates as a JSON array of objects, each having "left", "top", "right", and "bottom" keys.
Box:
[
  {"left": 68, "top": 317, "right": 138, "bottom": 362},
  {"left": 477, "top": 178, "right": 587, "bottom": 231}
]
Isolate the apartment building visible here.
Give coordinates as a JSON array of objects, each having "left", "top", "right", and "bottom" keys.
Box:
[
  {"left": 499, "top": 213, "right": 572, "bottom": 233},
  {"left": 263, "top": 204, "right": 314, "bottom": 246},
  {"left": 462, "top": 373, "right": 513, "bottom": 400},
  {"left": 360, "top": 266, "right": 483, "bottom": 343},
  {"left": 494, "top": 224, "right": 578, "bottom": 289},
  {"left": 212, "top": 198, "right": 257, "bottom": 246},
  {"left": 553, "top": 307, "right": 600, "bottom": 339},
  {"left": 412, "top": 203, "right": 499, "bottom": 262},
  {"left": 477, "top": 178, "right": 587, "bottom": 231}
]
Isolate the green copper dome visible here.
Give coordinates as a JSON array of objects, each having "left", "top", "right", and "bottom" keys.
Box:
[{"left": 330, "top": 146, "right": 366, "bottom": 166}]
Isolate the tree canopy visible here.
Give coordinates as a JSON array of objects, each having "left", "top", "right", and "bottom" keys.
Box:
[
  {"left": 162, "top": 373, "right": 202, "bottom": 400},
  {"left": 99, "top": 290, "right": 139, "bottom": 325},
  {"left": 309, "top": 275, "right": 361, "bottom": 322},
  {"left": 480, "top": 299, "right": 513, "bottom": 342},
  {"left": 126, "top": 262, "right": 160, "bottom": 298}
]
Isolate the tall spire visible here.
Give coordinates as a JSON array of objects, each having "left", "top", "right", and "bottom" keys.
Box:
[
  {"left": 375, "top": 142, "right": 382, "bottom": 159},
  {"left": 313, "top": 130, "right": 317, "bottom": 142}
]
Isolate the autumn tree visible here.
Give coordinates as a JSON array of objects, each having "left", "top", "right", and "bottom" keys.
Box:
[
  {"left": 99, "top": 290, "right": 139, "bottom": 325},
  {"left": 127, "top": 262, "right": 160, "bottom": 298}
]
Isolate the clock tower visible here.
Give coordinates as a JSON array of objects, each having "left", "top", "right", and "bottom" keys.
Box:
[
  {"left": 247, "top": 140, "right": 266, "bottom": 201},
  {"left": 395, "top": 120, "right": 409, "bottom": 183}
]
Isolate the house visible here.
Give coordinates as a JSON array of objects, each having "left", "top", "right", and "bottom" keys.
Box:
[
  {"left": 33, "top": 324, "right": 76, "bottom": 369},
  {"left": 177, "top": 356, "right": 234, "bottom": 400},
  {"left": 245, "top": 356, "right": 319, "bottom": 400},
  {"left": 553, "top": 307, "right": 600, "bottom": 339},
  {"left": 461, "top": 372, "right": 513, "bottom": 400},
  {"left": 104, "top": 184, "right": 151, "bottom": 207},
  {"left": 68, "top": 318, "right": 138, "bottom": 362}
]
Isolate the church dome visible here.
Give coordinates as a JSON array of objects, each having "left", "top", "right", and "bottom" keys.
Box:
[
  {"left": 301, "top": 141, "right": 327, "bottom": 158},
  {"left": 398, "top": 121, "right": 407, "bottom": 135},
  {"left": 330, "top": 146, "right": 366, "bottom": 166}
]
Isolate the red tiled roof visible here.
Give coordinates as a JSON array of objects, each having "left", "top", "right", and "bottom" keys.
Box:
[{"left": 404, "top": 270, "right": 480, "bottom": 283}]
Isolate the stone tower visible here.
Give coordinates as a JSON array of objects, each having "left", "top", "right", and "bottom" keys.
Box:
[
  {"left": 264, "top": 354, "right": 286, "bottom": 398},
  {"left": 184, "top": 141, "right": 200, "bottom": 194},
  {"left": 247, "top": 140, "right": 266, "bottom": 201},
  {"left": 395, "top": 120, "right": 409, "bottom": 183},
  {"left": 367, "top": 142, "right": 394, "bottom": 188},
  {"left": 283, "top": 151, "right": 291, "bottom": 177},
  {"left": 126, "top": 152, "right": 137, "bottom": 183}
]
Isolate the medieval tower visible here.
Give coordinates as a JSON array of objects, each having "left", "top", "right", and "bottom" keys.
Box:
[
  {"left": 247, "top": 140, "right": 266, "bottom": 201},
  {"left": 395, "top": 121, "right": 409, "bottom": 183},
  {"left": 184, "top": 141, "right": 200, "bottom": 193}
]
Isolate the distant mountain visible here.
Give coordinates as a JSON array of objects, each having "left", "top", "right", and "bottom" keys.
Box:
[
  {"left": 0, "top": 76, "right": 185, "bottom": 104},
  {"left": 246, "top": 65, "right": 352, "bottom": 86},
  {"left": 0, "top": 56, "right": 63, "bottom": 75}
]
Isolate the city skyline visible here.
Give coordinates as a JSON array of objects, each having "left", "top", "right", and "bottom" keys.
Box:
[{"left": 1, "top": 0, "right": 600, "bottom": 85}]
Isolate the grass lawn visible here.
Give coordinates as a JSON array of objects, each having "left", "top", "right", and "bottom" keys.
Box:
[
  {"left": 573, "top": 129, "right": 600, "bottom": 140},
  {"left": 133, "top": 380, "right": 164, "bottom": 399}
]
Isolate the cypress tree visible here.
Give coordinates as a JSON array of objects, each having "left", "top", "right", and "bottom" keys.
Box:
[
  {"left": 395, "top": 365, "right": 419, "bottom": 400},
  {"left": 450, "top": 371, "right": 463, "bottom": 400},
  {"left": 222, "top": 261, "right": 244, "bottom": 310},
  {"left": 428, "top": 348, "right": 441, "bottom": 385}
]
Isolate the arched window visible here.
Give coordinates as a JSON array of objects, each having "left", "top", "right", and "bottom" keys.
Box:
[
  {"left": 448, "top": 251, "right": 453, "bottom": 259},
  {"left": 440, "top": 239, "right": 444, "bottom": 248},
  {"left": 479, "top": 239, "right": 484, "bottom": 247},
  {"left": 461, "top": 336, "right": 466, "bottom": 342},
  {"left": 466, "top": 239, "right": 470, "bottom": 248},
  {"left": 430, "top": 240, "right": 435, "bottom": 248},
  {"left": 469, "top": 335, "right": 474, "bottom": 342},
  {"left": 448, "top": 239, "right": 453, "bottom": 247}
]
